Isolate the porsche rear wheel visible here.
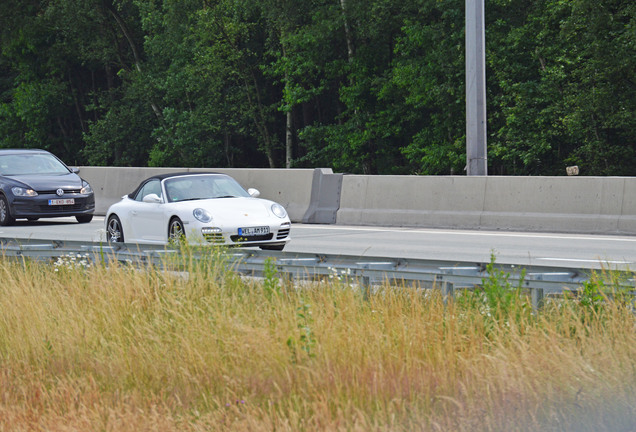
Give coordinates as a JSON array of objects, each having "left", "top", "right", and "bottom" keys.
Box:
[
  {"left": 168, "top": 217, "right": 185, "bottom": 243},
  {"left": 0, "top": 195, "right": 15, "bottom": 226},
  {"left": 107, "top": 215, "right": 124, "bottom": 243}
]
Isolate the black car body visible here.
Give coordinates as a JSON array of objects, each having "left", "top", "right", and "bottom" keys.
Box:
[{"left": 0, "top": 149, "right": 95, "bottom": 225}]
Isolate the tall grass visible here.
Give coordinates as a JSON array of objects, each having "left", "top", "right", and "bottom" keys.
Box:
[{"left": 0, "top": 249, "right": 634, "bottom": 431}]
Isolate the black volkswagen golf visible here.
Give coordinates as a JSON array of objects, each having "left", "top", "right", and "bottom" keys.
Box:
[{"left": 0, "top": 149, "right": 95, "bottom": 225}]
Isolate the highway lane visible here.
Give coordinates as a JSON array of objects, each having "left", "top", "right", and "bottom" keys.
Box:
[
  {"left": 285, "top": 225, "right": 636, "bottom": 270},
  {"left": 1, "top": 216, "right": 635, "bottom": 270}
]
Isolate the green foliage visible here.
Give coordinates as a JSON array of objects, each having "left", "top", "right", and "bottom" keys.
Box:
[
  {"left": 481, "top": 253, "right": 528, "bottom": 314},
  {"left": 487, "top": 0, "right": 636, "bottom": 175},
  {"left": 286, "top": 302, "right": 316, "bottom": 361},
  {"left": 456, "top": 252, "right": 532, "bottom": 334},
  {"left": 0, "top": 0, "right": 634, "bottom": 174},
  {"left": 391, "top": 0, "right": 467, "bottom": 175},
  {"left": 578, "top": 279, "right": 607, "bottom": 313},
  {"left": 262, "top": 257, "right": 281, "bottom": 298},
  {"left": 576, "top": 267, "right": 635, "bottom": 315}
]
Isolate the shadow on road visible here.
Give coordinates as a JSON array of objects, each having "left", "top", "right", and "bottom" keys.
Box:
[{"left": 5, "top": 219, "right": 82, "bottom": 227}]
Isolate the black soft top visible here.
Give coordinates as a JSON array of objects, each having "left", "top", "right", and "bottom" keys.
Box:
[{"left": 127, "top": 171, "right": 223, "bottom": 198}]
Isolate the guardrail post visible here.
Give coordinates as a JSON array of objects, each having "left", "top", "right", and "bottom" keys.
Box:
[
  {"left": 361, "top": 276, "right": 371, "bottom": 301},
  {"left": 531, "top": 287, "right": 544, "bottom": 311},
  {"left": 442, "top": 282, "right": 455, "bottom": 305}
]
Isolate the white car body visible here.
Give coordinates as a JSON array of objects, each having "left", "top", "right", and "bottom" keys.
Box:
[{"left": 105, "top": 172, "right": 291, "bottom": 249}]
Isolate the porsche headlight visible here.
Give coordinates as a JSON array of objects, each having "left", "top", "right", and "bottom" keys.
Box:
[
  {"left": 81, "top": 180, "right": 93, "bottom": 194},
  {"left": 271, "top": 203, "right": 287, "bottom": 218},
  {"left": 11, "top": 187, "right": 38, "bottom": 197},
  {"left": 193, "top": 208, "right": 212, "bottom": 223}
]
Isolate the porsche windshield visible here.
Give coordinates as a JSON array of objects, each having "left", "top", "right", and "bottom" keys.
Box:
[
  {"left": 165, "top": 175, "right": 251, "bottom": 202},
  {"left": 0, "top": 154, "right": 70, "bottom": 176}
]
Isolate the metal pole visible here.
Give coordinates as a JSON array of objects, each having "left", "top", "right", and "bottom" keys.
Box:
[
  {"left": 442, "top": 281, "right": 455, "bottom": 305},
  {"left": 466, "top": 0, "right": 487, "bottom": 176},
  {"left": 361, "top": 276, "right": 371, "bottom": 301},
  {"left": 531, "top": 287, "right": 545, "bottom": 311}
]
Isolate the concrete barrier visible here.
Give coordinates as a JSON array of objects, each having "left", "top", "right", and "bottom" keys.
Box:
[
  {"left": 78, "top": 166, "right": 320, "bottom": 222},
  {"left": 337, "top": 175, "right": 487, "bottom": 228},
  {"left": 302, "top": 169, "right": 343, "bottom": 224},
  {"left": 337, "top": 175, "right": 636, "bottom": 235},
  {"left": 77, "top": 167, "right": 636, "bottom": 235},
  {"left": 618, "top": 179, "right": 636, "bottom": 233},
  {"left": 479, "top": 176, "right": 626, "bottom": 233}
]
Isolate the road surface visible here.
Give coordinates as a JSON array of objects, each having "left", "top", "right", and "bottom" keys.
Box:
[{"left": 1, "top": 216, "right": 635, "bottom": 270}]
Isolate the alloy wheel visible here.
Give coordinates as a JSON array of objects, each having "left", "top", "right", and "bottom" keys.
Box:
[
  {"left": 107, "top": 216, "right": 124, "bottom": 242},
  {"left": 0, "top": 196, "right": 14, "bottom": 226},
  {"left": 168, "top": 218, "right": 185, "bottom": 242}
]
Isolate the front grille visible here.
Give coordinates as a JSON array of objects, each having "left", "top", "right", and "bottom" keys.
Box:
[
  {"left": 37, "top": 189, "right": 82, "bottom": 195},
  {"left": 38, "top": 203, "right": 83, "bottom": 212},
  {"left": 230, "top": 234, "right": 274, "bottom": 242},
  {"left": 277, "top": 228, "right": 290, "bottom": 239},
  {"left": 204, "top": 233, "right": 225, "bottom": 244}
]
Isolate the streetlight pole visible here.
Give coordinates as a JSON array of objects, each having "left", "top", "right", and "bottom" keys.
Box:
[{"left": 466, "top": 0, "right": 487, "bottom": 176}]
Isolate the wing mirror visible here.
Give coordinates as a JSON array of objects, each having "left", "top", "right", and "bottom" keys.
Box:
[
  {"left": 247, "top": 188, "right": 260, "bottom": 198},
  {"left": 142, "top": 193, "right": 163, "bottom": 203}
]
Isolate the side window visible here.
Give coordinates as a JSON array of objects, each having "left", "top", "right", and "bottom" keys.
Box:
[{"left": 134, "top": 179, "right": 162, "bottom": 202}]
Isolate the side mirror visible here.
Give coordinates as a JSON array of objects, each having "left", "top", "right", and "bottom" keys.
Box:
[
  {"left": 71, "top": 167, "right": 80, "bottom": 174},
  {"left": 142, "top": 193, "right": 162, "bottom": 203},
  {"left": 247, "top": 188, "right": 260, "bottom": 198}
]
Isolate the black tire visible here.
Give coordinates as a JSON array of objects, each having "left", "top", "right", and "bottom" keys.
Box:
[
  {"left": 76, "top": 214, "right": 93, "bottom": 223},
  {"left": 259, "top": 244, "right": 285, "bottom": 251},
  {"left": 0, "top": 195, "right": 15, "bottom": 226},
  {"left": 168, "top": 217, "right": 185, "bottom": 243},
  {"left": 106, "top": 214, "right": 124, "bottom": 243}
]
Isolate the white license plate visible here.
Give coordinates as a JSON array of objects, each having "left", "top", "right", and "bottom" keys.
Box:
[
  {"left": 238, "top": 226, "right": 269, "bottom": 236},
  {"left": 48, "top": 199, "right": 75, "bottom": 205}
]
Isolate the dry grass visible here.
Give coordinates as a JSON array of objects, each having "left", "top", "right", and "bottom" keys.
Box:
[{"left": 0, "top": 250, "right": 634, "bottom": 431}]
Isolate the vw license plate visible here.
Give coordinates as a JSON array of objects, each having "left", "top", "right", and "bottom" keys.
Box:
[
  {"left": 49, "top": 198, "right": 75, "bottom": 205},
  {"left": 238, "top": 226, "right": 269, "bottom": 236}
]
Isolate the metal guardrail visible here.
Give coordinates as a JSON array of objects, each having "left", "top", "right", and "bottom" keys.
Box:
[{"left": 1, "top": 237, "right": 619, "bottom": 310}]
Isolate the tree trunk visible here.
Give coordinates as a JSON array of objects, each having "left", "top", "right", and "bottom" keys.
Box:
[
  {"left": 339, "top": 0, "right": 354, "bottom": 63},
  {"left": 103, "top": 0, "right": 163, "bottom": 122},
  {"left": 241, "top": 75, "right": 276, "bottom": 168},
  {"left": 286, "top": 109, "right": 293, "bottom": 168},
  {"left": 282, "top": 39, "right": 293, "bottom": 168},
  {"left": 224, "top": 131, "right": 234, "bottom": 167}
]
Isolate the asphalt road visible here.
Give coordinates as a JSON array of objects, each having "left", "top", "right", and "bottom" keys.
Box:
[{"left": 1, "top": 216, "right": 635, "bottom": 270}]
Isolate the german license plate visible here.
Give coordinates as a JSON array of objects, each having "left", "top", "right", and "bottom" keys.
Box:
[
  {"left": 238, "top": 226, "right": 269, "bottom": 236},
  {"left": 48, "top": 198, "right": 75, "bottom": 205}
]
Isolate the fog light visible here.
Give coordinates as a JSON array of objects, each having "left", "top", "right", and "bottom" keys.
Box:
[{"left": 201, "top": 227, "right": 222, "bottom": 234}]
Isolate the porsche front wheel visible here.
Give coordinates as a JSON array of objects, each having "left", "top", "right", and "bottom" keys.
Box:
[
  {"left": 107, "top": 215, "right": 124, "bottom": 243},
  {"left": 168, "top": 217, "right": 185, "bottom": 243}
]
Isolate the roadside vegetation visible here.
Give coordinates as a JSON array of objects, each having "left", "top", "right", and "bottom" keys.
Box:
[
  {"left": 1, "top": 0, "right": 634, "bottom": 175},
  {"left": 0, "top": 249, "right": 634, "bottom": 431}
]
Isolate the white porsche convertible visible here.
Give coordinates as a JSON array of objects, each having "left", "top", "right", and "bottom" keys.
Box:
[{"left": 105, "top": 172, "right": 291, "bottom": 250}]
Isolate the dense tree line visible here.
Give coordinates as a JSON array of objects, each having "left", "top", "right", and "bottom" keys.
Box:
[{"left": 0, "top": 0, "right": 634, "bottom": 175}]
